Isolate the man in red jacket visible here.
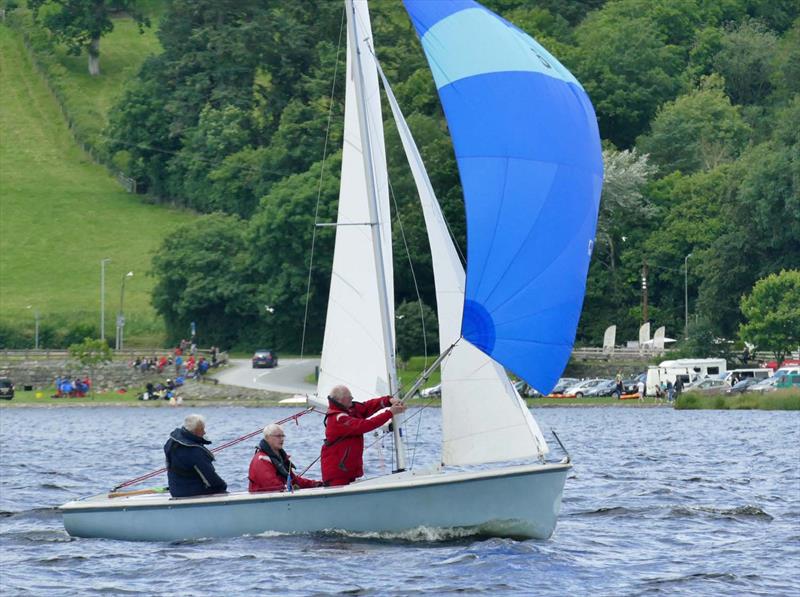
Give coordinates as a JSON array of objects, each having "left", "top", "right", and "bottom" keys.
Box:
[
  {"left": 321, "top": 385, "right": 407, "bottom": 487},
  {"left": 248, "top": 424, "right": 322, "bottom": 492}
]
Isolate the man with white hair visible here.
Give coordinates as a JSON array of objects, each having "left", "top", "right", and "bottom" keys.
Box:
[
  {"left": 321, "top": 385, "right": 406, "bottom": 487},
  {"left": 248, "top": 423, "right": 322, "bottom": 492},
  {"left": 163, "top": 414, "right": 228, "bottom": 498}
]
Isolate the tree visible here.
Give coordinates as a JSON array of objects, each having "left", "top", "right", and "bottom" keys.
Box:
[
  {"left": 739, "top": 270, "right": 800, "bottom": 363},
  {"left": 150, "top": 214, "right": 256, "bottom": 347},
  {"left": 68, "top": 337, "right": 112, "bottom": 396},
  {"left": 713, "top": 19, "right": 778, "bottom": 105},
  {"left": 28, "top": 0, "right": 148, "bottom": 76},
  {"left": 395, "top": 301, "right": 439, "bottom": 363},
  {"left": 571, "top": 1, "right": 688, "bottom": 147},
  {"left": 637, "top": 75, "right": 751, "bottom": 174}
]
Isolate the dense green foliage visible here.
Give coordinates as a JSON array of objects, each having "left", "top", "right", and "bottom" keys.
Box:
[
  {"left": 739, "top": 270, "right": 800, "bottom": 362},
  {"left": 6, "top": 0, "right": 800, "bottom": 355}
]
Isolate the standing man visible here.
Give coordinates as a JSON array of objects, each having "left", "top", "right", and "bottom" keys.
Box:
[
  {"left": 321, "top": 385, "right": 406, "bottom": 487},
  {"left": 637, "top": 379, "right": 645, "bottom": 402},
  {"left": 615, "top": 371, "right": 624, "bottom": 399},
  {"left": 164, "top": 414, "right": 227, "bottom": 497}
]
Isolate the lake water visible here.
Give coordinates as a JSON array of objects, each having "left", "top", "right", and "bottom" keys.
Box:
[{"left": 1, "top": 405, "right": 798, "bottom": 596}]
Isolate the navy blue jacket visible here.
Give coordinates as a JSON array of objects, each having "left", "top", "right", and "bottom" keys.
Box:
[{"left": 164, "top": 427, "right": 228, "bottom": 497}]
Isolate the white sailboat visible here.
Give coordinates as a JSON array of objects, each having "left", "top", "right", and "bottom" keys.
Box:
[{"left": 61, "top": 0, "right": 602, "bottom": 542}]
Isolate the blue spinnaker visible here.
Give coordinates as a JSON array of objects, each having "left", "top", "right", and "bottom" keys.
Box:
[{"left": 404, "top": 0, "right": 603, "bottom": 394}]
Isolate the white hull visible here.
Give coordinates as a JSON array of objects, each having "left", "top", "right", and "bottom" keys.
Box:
[{"left": 61, "top": 462, "right": 569, "bottom": 542}]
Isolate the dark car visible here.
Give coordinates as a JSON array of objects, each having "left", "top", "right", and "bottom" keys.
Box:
[
  {"left": 252, "top": 349, "right": 278, "bottom": 369},
  {"left": 623, "top": 373, "right": 646, "bottom": 394},
  {"left": 0, "top": 377, "right": 14, "bottom": 400},
  {"left": 727, "top": 377, "right": 759, "bottom": 394}
]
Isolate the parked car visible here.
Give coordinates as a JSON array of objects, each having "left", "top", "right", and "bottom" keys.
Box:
[
  {"left": 551, "top": 377, "right": 579, "bottom": 394},
  {"left": 726, "top": 377, "right": 760, "bottom": 394},
  {"left": 563, "top": 378, "right": 604, "bottom": 398},
  {"left": 420, "top": 383, "right": 441, "bottom": 398},
  {"left": 0, "top": 377, "right": 14, "bottom": 400},
  {"left": 252, "top": 349, "right": 278, "bottom": 369},
  {"left": 623, "top": 373, "right": 646, "bottom": 394},
  {"left": 584, "top": 378, "right": 620, "bottom": 398},
  {"left": 776, "top": 373, "right": 800, "bottom": 390},
  {"left": 513, "top": 380, "right": 542, "bottom": 397},
  {"left": 684, "top": 378, "right": 728, "bottom": 395},
  {"left": 746, "top": 377, "right": 778, "bottom": 393}
]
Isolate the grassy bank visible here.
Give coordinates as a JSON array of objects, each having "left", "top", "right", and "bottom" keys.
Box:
[
  {"left": 675, "top": 390, "right": 800, "bottom": 410},
  {"left": 0, "top": 25, "right": 195, "bottom": 346}
]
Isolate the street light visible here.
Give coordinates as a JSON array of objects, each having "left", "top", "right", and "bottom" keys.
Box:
[
  {"left": 116, "top": 271, "right": 134, "bottom": 351},
  {"left": 684, "top": 253, "right": 693, "bottom": 338},
  {"left": 26, "top": 305, "right": 40, "bottom": 349},
  {"left": 265, "top": 305, "right": 276, "bottom": 346},
  {"left": 100, "top": 258, "right": 111, "bottom": 342}
]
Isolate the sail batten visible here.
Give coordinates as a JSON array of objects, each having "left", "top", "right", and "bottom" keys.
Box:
[{"left": 404, "top": 0, "right": 603, "bottom": 395}]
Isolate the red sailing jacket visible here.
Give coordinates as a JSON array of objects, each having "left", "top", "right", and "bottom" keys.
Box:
[
  {"left": 321, "top": 396, "right": 393, "bottom": 485},
  {"left": 248, "top": 449, "right": 321, "bottom": 492}
]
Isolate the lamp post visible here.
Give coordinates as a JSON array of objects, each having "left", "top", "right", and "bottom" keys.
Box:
[
  {"left": 684, "top": 252, "right": 693, "bottom": 338},
  {"left": 116, "top": 271, "right": 134, "bottom": 351},
  {"left": 100, "top": 258, "right": 111, "bottom": 342},
  {"left": 27, "top": 305, "right": 40, "bottom": 349},
  {"left": 265, "top": 305, "right": 275, "bottom": 346}
]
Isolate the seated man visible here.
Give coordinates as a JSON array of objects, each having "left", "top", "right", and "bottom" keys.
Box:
[
  {"left": 164, "top": 414, "right": 227, "bottom": 498},
  {"left": 249, "top": 424, "right": 322, "bottom": 492}
]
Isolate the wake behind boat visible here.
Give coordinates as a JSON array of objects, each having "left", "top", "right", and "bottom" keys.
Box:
[{"left": 61, "top": 0, "right": 601, "bottom": 542}]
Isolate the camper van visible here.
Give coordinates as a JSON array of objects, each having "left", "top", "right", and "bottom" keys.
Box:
[
  {"left": 646, "top": 358, "right": 727, "bottom": 396},
  {"left": 723, "top": 368, "right": 772, "bottom": 385}
]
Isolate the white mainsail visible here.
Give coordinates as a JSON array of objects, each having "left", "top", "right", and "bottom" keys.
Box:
[
  {"left": 376, "top": 64, "right": 549, "bottom": 465},
  {"left": 316, "top": 0, "right": 396, "bottom": 403}
]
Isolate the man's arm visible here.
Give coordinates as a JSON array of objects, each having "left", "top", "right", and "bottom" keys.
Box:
[
  {"left": 329, "top": 409, "right": 393, "bottom": 436},
  {"left": 193, "top": 454, "right": 227, "bottom": 493}
]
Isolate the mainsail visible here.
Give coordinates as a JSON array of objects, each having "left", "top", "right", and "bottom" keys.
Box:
[
  {"left": 404, "top": 0, "right": 604, "bottom": 394},
  {"left": 317, "top": 0, "right": 396, "bottom": 403}
]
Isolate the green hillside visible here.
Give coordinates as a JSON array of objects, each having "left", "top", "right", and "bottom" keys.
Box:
[{"left": 0, "top": 24, "right": 194, "bottom": 346}]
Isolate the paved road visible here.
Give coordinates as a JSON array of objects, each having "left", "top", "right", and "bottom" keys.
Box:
[{"left": 213, "top": 358, "right": 319, "bottom": 395}]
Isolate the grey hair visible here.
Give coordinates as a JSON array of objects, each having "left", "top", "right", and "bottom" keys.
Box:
[
  {"left": 183, "top": 413, "right": 206, "bottom": 433},
  {"left": 329, "top": 385, "right": 351, "bottom": 401},
  {"left": 263, "top": 423, "right": 283, "bottom": 439}
]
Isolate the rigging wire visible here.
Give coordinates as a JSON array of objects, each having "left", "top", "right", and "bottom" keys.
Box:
[
  {"left": 388, "top": 178, "right": 429, "bottom": 365},
  {"left": 111, "top": 408, "right": 316, "bottom": 492},
  {"left": 300, "top": 5, "right": 346, "bottom": 360}
]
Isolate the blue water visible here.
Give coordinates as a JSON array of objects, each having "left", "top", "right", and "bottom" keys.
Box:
[{"left": 1, "top": 406, "right": 798, "bottom": 596}]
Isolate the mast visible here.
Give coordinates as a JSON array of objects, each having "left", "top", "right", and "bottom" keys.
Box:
[{"left": 345, "top": 0, "right": 407, "bottom": 471}]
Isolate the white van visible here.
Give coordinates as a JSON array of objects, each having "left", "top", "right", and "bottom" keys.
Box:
[
  {"left": 723, "top": 368, "right": 772, "bottom": 384},
  {"left": 646, "top": 358, "right": 727, "bottom": 395}
]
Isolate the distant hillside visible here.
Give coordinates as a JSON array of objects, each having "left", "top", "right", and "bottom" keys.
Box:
[{"left": 0, "top": 25, "right": 195, "bottom": 347}]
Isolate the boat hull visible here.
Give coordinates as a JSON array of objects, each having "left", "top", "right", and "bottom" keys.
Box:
[{"left": 61, "top": 462, "right": 569, "bottom": 542}]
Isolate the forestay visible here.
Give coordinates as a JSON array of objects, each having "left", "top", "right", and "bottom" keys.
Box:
[{"left": 404, "top": 0, "right": 604, "bottom": 394}]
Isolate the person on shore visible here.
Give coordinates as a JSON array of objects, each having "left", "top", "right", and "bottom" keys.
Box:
[
  {"left": 666, "top": 380, "right": 675, "bottom": 402},
  {"left": 321, "top": 385, "right": 406, "bottom": 487},
  {"left": 615, "top": 371, "right": 624, "bottom": 399},
  {"left": 637, "top": 380, "right": 645, "bottom": 402},
  {"left": 164, "top": 414, "right": 227, "bottom": 498},
  {"left": 248, "top": 424, "right": 322, "bottom": 492}
]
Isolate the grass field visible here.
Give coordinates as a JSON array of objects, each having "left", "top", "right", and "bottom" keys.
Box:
[
  {"left": 0, "top": 24, "right": 195, "bottom": 345},
  {"left": 675, "top": 390, "right": 800, "bottom": 410}
]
